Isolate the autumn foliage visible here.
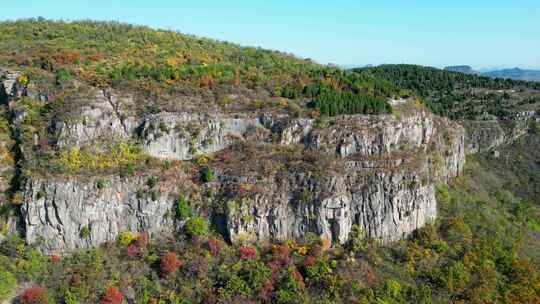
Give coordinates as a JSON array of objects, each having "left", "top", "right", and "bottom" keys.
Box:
[
  {"left": 239, "top": 246, "right": 258, "bottom": 260},
  {"left": 160, "top": 251, "right": 181, "bottom": 276},
  {"left": 100, "top": 287, "right": 123, "bottom": 304},
  {"left": 207, "top": 238, "right": 223, "bottom": 256},
  {"left": 19, "top": 287, "right": 48, "bottom": 304},
  {"left": 126, "top": 244, "right": 139, "bottom": 257}
]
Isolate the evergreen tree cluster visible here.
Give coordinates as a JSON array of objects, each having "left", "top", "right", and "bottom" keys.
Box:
[
  {"left": 357, "top": 64, "right": 540, "bottom": 95},
  {"left": 356, "top": 64, "right": 540, "bottom": 119},
  {"left": 314, "top": 86, "right": 391, "bottom": 116}
]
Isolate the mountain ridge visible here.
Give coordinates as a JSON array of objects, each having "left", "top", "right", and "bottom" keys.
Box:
[
  {"left": 0, "top": 19, "right": 539, "bottom": 304},
  {"left": 445, "top": 65, "right": 540, "bottom": 81}
]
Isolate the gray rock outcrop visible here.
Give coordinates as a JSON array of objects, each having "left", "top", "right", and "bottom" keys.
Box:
[
  {"left": 140, "top": 112, "right": 267, "bottom": 160},
  {"left": 222, "top": 110, "right": 465, "bottom": 244},
  {"left": 224, "top": 162, "right": 437, "bottom": 245},
  {"left": 462, "top": 114, "right": 536, "bottom": 154},
  {"left": 0, "top": 71, "right": 473, "bottom": 253},
  {"left": 21, "top": 176, "right": 176, "bottom": 253}
]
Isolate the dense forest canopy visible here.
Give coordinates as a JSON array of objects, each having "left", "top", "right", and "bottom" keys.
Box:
[{"left": 356, "top": 64, "right": 540, "bottom": 119}]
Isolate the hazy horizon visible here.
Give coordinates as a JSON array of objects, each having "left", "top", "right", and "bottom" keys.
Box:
[{"left": 1, "top": 0, "right": 539, "bottom": 70}]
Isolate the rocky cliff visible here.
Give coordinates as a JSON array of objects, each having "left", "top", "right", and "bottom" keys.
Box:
[
  {"left": 218, "top": 108, "right": 465, "bottom": 244},
  {"left": 1, "top": 68, "right": 467, "bottom": 253},
  {"left": 21, "top": 176, "right": 176, "bottom": 252},
  {"left": 461, "top": 111, "right": 538, "bottom": 154}
]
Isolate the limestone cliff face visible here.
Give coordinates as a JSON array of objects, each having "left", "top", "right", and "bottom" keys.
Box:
[
  {"left": 54, "top": 89, "right": 136, "bottom": 147},
  {"left": 461, "top": 111, "right": 537, "bottom": 154},
  {"left": 140, "top": 112, "right": 267, "bottom": 160},
  {"left": 21, "top": 176, "right": 176, "bottom": 253},
  {"left": 223, "top": 162, "right": 437, "bottom": 245},
  {"left": 1, "top": 70, "right": 468, "bottom": 252},
  {"left": 222, "top": 111, "right": 464, "bottom": 244}
]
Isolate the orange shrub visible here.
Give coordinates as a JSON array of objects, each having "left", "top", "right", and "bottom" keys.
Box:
[
  {"left": 239, "top": 246, "right": 258, "bottom": 260},
  {"left": 19, "top": 287, "right": 48, "bottom": 304},
  {"left": 100, "top": 287, "right": 123, "bottom": 304},
  {"left": 160, "top": 251, "right": 181, "bottom": 276}
]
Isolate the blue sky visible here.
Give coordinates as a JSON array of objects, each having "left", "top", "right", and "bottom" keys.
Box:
[{"left": 1, "top": 0, "right": 539, "bottom": 69}]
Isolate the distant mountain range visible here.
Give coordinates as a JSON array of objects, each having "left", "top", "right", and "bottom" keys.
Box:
[{"left": 444, "top": 65, "right": 540, "bottom": 81}]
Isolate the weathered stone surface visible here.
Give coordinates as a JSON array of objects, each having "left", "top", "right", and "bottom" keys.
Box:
[
  {"left": 224, "top": 164, "right": 437, "bottom": 244},
  {"left": 21, "top": 176, "right": 176, "bottom": 253},
  {"left": 223, "top": 108, "right": 465, "bottom": 244},
  {"left": 55, "top": 89, "right": 136, "bottom": 147},
  {"left": 279, "top": 118, "right": 314, "bottom": 145},
  {"left": 140, "top": 112, "right": 267, "bottom": 160},
  {"left": 2, "top": 64, "right": 539, "bottom": 255},
  {"left": 305, "top": 112, "right": 435, "bottom": 157},
  {"left": 0, "top": 69, "right": 22, "bottom": 100},
  {"left": 0, "top": 70, "right": 487, "bottom": 252},
  {"left": 461, "top": 112, "right": 537, "bottom": 154},
  {"left": 17, "top": 99, "right": 469, "bottom": 252}
]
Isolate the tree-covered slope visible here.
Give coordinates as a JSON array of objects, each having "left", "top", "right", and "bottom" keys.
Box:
[
  {"left": 476, "top": 124, "right": 540, "bottom": 205},
  {"left": 0, "top": 19, "right": 539, "bottom": 304},
  {"left": 0, "top": 19, "right": 403, "bottom": 116},
  {"left": 356, "top": 64, "right": 540, "bottom": 119},
  {"left": 0, "top": 153, "right": 539, "bottom": 303}
]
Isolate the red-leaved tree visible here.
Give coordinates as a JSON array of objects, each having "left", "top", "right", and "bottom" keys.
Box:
[
  {"left": 291, "top": 268, "right": 305, "bottom": 288},
  {"left": 135, "top": 232, "right": 149, "bottom": 248},
  {"left": 160, "top": 251, "right": 181, "bottom": 276},
  {"left": 303, "top": 256, "right": 317, "bottom": 268},
  {"left": 207, "top": 238, "right": 223, "bottom": 256},
  {"left": 271, "top": 244, "right": 291, "bottom": 265},
  {"left": 239, "top": 246, "right": 258, "bottom": 260},
  {"left": 19, "top": 287, "right": 48, "bottom": 304},
  {"left": 126, "top": 244, "right": 139, "bottom": 257},
  {"left": 100, "top": 287, "right": 123, "bottom": 304}
]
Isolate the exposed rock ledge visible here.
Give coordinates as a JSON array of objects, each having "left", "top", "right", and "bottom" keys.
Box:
[
  {"left": 21, "top": 176, "right": 176, "bottom": 252},
  {"left": 1, "top": 72, "right": 468, "bottom": 253},
  {"left": 21, "top": 106, "right": 464, "bottom": 253}
]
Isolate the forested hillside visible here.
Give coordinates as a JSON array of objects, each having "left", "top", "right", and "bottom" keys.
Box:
[
  {"left": 0, "top": 19, "right": 400, "bottom": 116},
  {"left": 0, "top": 20, "right": 539, "bottom": 304},
  {"left": 357, "top": 64, "right": 540, "bottom": 119},
  {"left": 1, "top": 154, "right": 538, "bottom": 303}
]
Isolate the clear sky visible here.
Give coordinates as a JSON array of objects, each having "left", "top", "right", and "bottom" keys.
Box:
[{"left": 1, "top": 0, "right": 539, "bottom": 69}]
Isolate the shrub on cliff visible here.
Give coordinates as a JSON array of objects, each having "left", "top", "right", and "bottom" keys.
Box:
[
  {"left": 239, "top": 246, "right": 257, "bottom": 260},
  {"left": 146, "top": 176, "right": 158, "bottom": 189},
  {"left": 184, "top": 216, "right": 208, "bottom": 237},
  {"left": 305, "top": 259, "right": 332, "bottom": 287},
  {"left": 200, "top": 166, "right": 214, "bottom": 183},
  {"left": 275, "top": 269, "right": 307, "bottom": 304},
  {"left": 176, "top": 196, "right": 191, "bottom": 220},
  {"left": 216, "top": 259, "right": 270, "bottom": 301},
  {"left": 19, "top": 287, "right": 48, "bottom": 304},
  {"left": 19, "top": 249, "right": 48, "bottom": 281},
  {"left": 117, "top": 231, "right": 136, "bottom": 246},
  {"left": 160, "top": 251, "right": 181, "bottom": 276},
  {"left": 0, "top": 270, "right": 16, "bottom": 300},
  {"left": 99, "top": 287, "right": 123, "bottom": 304},
  {"left": 57, "top": 142, "right": 142, "bottom": 173},
  {"left": 207, "top": 238, "right": 223, "bottom": 256}
]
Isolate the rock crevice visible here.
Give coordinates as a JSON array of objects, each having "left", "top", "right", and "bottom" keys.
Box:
[{"left": 0, "top": 71, "right": 475, "bottom": 253}]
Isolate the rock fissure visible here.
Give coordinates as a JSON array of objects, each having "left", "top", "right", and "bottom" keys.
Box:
[
  {"left": 103, "top": 90, "right": 130, "bottom": 137},
  {"left": 6, "top": 69, "right": 527, "bottom": 253}
]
